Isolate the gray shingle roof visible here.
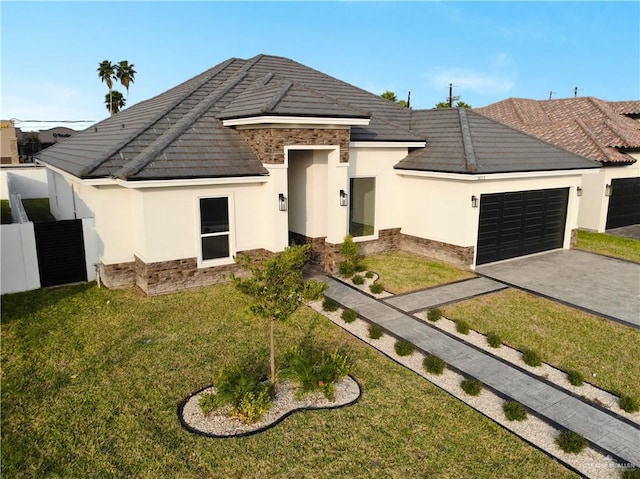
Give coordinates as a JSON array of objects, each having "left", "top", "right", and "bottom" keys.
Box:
[
  {"left": 396, "top": 108, "right": 600, "bottom": 174},
  {"left": 36, "top": 54, "right": 421, "bottom": 180},
  {"left": 35, "top": 54, "right": 597, "bottom": 180}
]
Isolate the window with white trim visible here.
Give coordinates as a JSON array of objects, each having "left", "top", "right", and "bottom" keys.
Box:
[
  {"left": 199, "top": 197, "right": 230, "bottom": 261},
  {"left": 349, "top": 177, "right": 376, "bottom": 237}
]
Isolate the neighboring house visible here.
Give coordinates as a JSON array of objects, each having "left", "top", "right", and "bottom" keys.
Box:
[
  {"left": 16, "top": 126, "right": 79, "bottom": 161},
  {"left": 35, "top": 54, "right": 597, "bottom": 295},
  {"left": 1, "top": 120, "right": 19, "bottom": 164},
  {"left": 477, "top": 98, "right": 640, "bottom": 231}
]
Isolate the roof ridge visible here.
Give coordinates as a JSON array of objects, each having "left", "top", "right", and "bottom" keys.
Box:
[
  {"left": 81, "top": 57, "right": 239, "bottom": 177},
  {"left": 293, "top": 80, "right": 373, "bottom": 118},
  {"left": 459, "top": 108, "right": 478, "bottom": 173},
  {"left": 113, "top": 59, "right": 261, "bottom": 179},
  {"left": 261, "top": 80, "right": 293, "bottom": 113},
  {"left": 509, "top": 98, "right": 532, "bottom": 125},
  {"left": 587, "top": 97, "right": 621, "bottom": 123},
  {"left": 575, "top": 118, "right": 612, "bottom": 161}
]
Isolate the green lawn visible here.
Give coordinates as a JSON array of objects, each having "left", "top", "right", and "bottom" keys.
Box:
[
  {"left": 574, "top": 230, "right": 640, "bottom": 263},
  {"left": 362, "top": 251, "right": 475, "bottom": 294},
  {"left": 443, "top": 289, "right": 640, "bottom": 398},
  {"left": 21, "top": 198, "right": 55, "bottom": 222},
  {"left": 1, "top": 199, "right": 12, "bottom": 224},
  {"left": 1, "top": 283, "right": 577, "bottom": 479}
]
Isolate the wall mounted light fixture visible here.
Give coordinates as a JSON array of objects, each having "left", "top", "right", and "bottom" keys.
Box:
[
  {"left": 577, "top": 187, "right": 583, "bottom": 197},
  {"left": 340, "top": 189, "right": 348, "bottom": 206},
  {"left": 605, "top": 184, "right": 612, "bottom": 197},
  {"left": 278, "top": 193, "right": 288, "bottom": 211},
  {"left": 471, "top": 195, "right": 479, "bottom": 208}
]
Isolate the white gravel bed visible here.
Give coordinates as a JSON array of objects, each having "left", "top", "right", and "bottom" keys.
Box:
[
  {"left": 309, "top": 300, "right": 623, "bottom": 479},
  {"left": 336, "top": 272, "right": 393, "bottom": 298},
  {"left": 415, "top": 311, "right": 640, "bottom": 425},
  {"left": 180, "top": 376, "right": 360, "bottom": 437}
]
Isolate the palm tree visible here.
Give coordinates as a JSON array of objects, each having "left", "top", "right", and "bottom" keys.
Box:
[
  {"left": 97, "top": 60, "right": 116, "bottom": 113},
  {"left": 105, "top": 90, "right": 126, "bottom": 115},
  {"left": 116, "top": 61, "right": 136, "bottom": 98}
]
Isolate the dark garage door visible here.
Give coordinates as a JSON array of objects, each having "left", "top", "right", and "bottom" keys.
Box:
[
  {"left": 477, "top": 188, "right": 569, "bottom": 265},
  {"left": 34, "top": 219, "right": 87, "bottom": 287},
  {"left": 606, "top": 177, "right": 640, "bottom": 230}
]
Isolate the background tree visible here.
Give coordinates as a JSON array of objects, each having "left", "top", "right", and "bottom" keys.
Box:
[
  {"left": 97, "top": 60, "right": 116, "bottom": 114},
  {"left": 381, "top": 90, "right": 398, "bottom": 102},
  {"left": 105, "top": 90, "right": 126, "bottom": 114},
  {"left": 435, "top": 100, "right": 473, "bottom": 109},
  {"left": 116, "top": 61, "right": 136, "bottom": 98},
  {"left": 381, "top": 90, "right": 409, "bottom": 108},
  {"left": 233, "top": 245, "right": 327, "bottom": 389}
]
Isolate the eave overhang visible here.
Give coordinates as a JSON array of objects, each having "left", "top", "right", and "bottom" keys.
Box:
[{"left": 222, "top": 115, "right": 370, "bottom": 127}]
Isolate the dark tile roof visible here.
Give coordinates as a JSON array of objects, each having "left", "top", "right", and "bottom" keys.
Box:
[
  {"left": 476, "top": 97, "right": 640, "bottom": 164},
  {"left": 395, "top": 108, "right": 599, "bottom": 174},
  {"left": 36, "top": 54, "right": 601, "bottom": 180},
  {"left": 36, "top": 54, "right": 421, "bottom": 180}
]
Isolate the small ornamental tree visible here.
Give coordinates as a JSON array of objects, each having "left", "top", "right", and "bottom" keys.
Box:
[
  {"left": 339, "top": 235, "right": 362, "bottom": 276},
  {"left": 234, "top": 245, "right": 327, "bottom": 389}
]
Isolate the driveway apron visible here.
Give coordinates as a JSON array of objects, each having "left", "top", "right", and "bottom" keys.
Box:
[
  {"left": 476, "top": 250, "right": 640, "bottom": 328},
  {"left": 320, "top": 276, "right": 640, "bottom": 468}
]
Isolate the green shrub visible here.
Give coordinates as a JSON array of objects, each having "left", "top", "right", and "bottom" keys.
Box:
[
  {"left": 369, "top": 283, "right": 384, "bottom": 294},
  {"left": 455, "top": 319, "right": 470, "bottom": 334},
  {"left": 423, "top": 354, "right": 446, "bottom": 375},
  {"left": 236, "top": 388, "right": 272, "bottom": 424},
  {"left": 394, "top": 339, "right": 416, "bottom": 356},
  {"left": 460, "top": 378, "right": 482, "bottom": 396},
  {"left": 365, "top": 271, "right": 374, "bottom": 279},
  {"left": 198, "top": 390, "right": 218, "bottom": 415},
  {"left": 426, "top": 309, "right": 442, "bottom": 322},
  {"left": 566, "top": 369, "right": 584, "bottom": 386},
  {"left": 200, "top": 367, "right": 273, "bottom": 423},
  {"left": 368, "top": 324, "right": 383, "bottom": 339},
  {"left": 339, "top": 235, "right": 363, "bottom": 277},
  {"left": 486, "top": 331, "right": 502, "bottom": 348},
  {"left": 322, "top": 297, "right": 339, "bottom": 312},
  {"left": 341, "top": 309, "right": 358, "bottom": 323},
  {"left": 621, "top": 468, "right": 640, "bottom": 479},
  {"left": 282, "top": 345, "right": 353, "bottom": 401},
  {"left": 619, "top": 395, "right": 640, "bottom": 413},
  {"left": 555, "top": 430, "right": 587, "bottom": 454},
  {"left": 354, "top": 263, "right": 367, "bottom": 273},
  {"left": 521, "top": 348, "right": 542, "bottom": 367},
  {"left": 352, "top": 274, "right": 364, "bottom": 285},
  {"left": 338, "top": 261, "right": 355, "bottom": 277},
  {"left": 503, "top": 401, "right": 528, "bottom": 421}
]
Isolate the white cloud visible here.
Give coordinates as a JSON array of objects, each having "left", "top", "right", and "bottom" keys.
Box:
[
  {"left": 425, "top": 53, "right": 517, "bottom": 96},
  {"left": 2, "top": 81, "right": 107, "bottom": 131}
]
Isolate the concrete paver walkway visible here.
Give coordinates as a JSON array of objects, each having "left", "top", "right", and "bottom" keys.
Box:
[
  {"left": 384, "top": 277, "right": 506, "bottom": 312},
  {"left": 477, "top": 250, "right": 640, "bottom": 328},
  {"left": 322, "top": 276, "right": 640, "bottom": 468}
]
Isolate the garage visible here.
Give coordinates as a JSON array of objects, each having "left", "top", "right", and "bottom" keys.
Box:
[
  {"left": 605, "top": 177, "right": 640, "bottom": 230},
  {"left": 476, "top": 188, "right": 569, "bottom": 265}
]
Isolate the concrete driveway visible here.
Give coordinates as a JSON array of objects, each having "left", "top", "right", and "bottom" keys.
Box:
[{"left": 476, "top": 249, "right": 640, "bottom": 328}]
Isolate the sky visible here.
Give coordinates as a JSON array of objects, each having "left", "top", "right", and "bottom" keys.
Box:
[{"left": 1, "top": 1, "right": 639, "bottom": 132}]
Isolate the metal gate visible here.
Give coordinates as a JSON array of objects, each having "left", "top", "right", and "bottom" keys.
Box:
[{"left": 33, "top": 219, "right": 87, "bottom": 287}]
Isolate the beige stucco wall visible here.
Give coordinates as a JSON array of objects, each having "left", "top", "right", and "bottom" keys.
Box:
[
  {"left": 131, "top": 182, "right": 267, "bottom": 265},
  {"left": 348, "top": 147, "right": 407, "bottom": 239},
  {"left": 579, "top": 161, "right": 640, "bottom": 231},
  {"left": 397, "top": 172, "right": 584, "bottom": 267}
]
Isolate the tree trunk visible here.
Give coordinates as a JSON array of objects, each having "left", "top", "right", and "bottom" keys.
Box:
[{"left": 269, "top": 317, "right": 276, "bottom": 389}]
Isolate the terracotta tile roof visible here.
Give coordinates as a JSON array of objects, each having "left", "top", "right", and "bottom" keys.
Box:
[{"left": 476, "top": 97, "right": 640, "bottom": 164}]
